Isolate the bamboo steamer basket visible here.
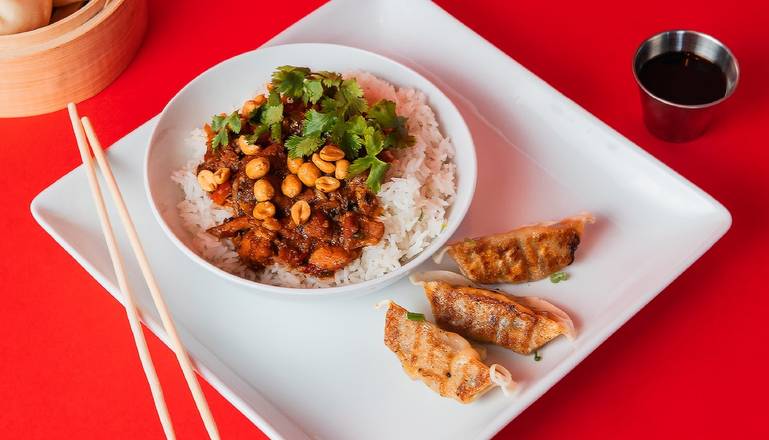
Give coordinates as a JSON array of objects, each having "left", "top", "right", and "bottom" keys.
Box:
[{"left": 0, "top": 0, "right": 147, "bottom": 117}]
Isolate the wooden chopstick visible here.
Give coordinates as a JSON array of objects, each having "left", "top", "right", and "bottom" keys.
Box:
[
  {"left": 66, "top": 104, "right": 176, "bottom": 440},
  {"left": 78, "top": 113, "right": 221, "bottom": 440}
]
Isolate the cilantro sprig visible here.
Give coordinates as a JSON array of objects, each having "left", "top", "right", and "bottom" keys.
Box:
[
  {"left": 368, "top": 100, "right": 414, "bottom": 149},
  {"left": 210, "top": 111, "right": 241, "bottom": 150},
  {"left": 348, "top": 127, "right": 390, "bottom": 193},
  {"left": 261, "top": 91, "right": 284, "bottom": 142},
  {"left": 271, "top": 66, "right": 345, "bottom": 105},
  {"left": 286, "top": 109, "right": 338, "bottom": 158}
]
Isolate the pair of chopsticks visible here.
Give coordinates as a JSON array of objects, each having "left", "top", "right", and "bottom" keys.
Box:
[{"left": 67, "top": 103, "right": 220, "bottom": 440}]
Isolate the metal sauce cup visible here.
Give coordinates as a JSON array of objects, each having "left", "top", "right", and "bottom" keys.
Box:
[{"left": 633, "top": 30, "right": 739, "bottom": 142}]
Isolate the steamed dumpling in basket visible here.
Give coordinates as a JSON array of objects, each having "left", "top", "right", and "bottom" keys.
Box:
[{"left": 0, "top": 0, "right": 53, "bottom": 35}]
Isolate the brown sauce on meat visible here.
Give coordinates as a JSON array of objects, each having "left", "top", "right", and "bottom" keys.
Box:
[{"left": 200, "top": 108, "right": 385, "bottom": 278}]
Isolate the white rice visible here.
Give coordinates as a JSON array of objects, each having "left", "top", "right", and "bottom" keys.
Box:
[{"left": 171, "top": 72, "right": 456, "bottom": 287}]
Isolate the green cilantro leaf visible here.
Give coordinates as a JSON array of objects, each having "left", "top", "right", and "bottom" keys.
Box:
[
  {"left": 319, "top": 96, "right": 339, "bottom": 114},
  {"left": 346, "top": 114, "right": 367, "bottom": 135},
  {"left": 211, "top": 114, "right": 226, "bottom": 132},
  {"left": 369, "top": 100, "right": 413, "bottom": 149},
  {"left": 286, "top": 133, "right": 323, "bottom": 158},
  {"left": 270, "top": 123, "right": 282, "bottom": 144},
  {"left": 368, "top": 100, "right": 399, "bottom": 128},
  {"left": 303, "top": 110, "right": 337, "bottom": 135},
  {"left": 340, "top": 131, "right": 363, "bottom": 158},
  {"left": 335, "top": 114, "right": 367, "bottom": 158},
  {"left": 212, "top": 128, "right": 229, "bottom": 150},
  {"left": 261, "top": 103, "right": 284, "bottom": 126},
  {"left": 348, "top": 154, "right": 389, "bottom": 193},
  {"left": 260, "top": 90, "right": 284, "bottom": 143},
  {"left": 272, "top": 66, "right": 310, "bottom": 98},
  {"left": 348, "top": 155, "right": 373, "bottom": 176},
  {"left": 366, "top": 157, "right": 389, "bottom": 193},
  {"left": 303, "top": 80, "right": 324, "bottom": 105},
  {"left": 225, "top": 111, "right": 241, "bottom": 134},
  {"left": 363, "top": 126, "right": 384, "bottom": 156},
  {"left": 348, "top": 125, "right": 391, "bottom": 192},
  {"left": 247, "top": 105, "right": 265, "bottom": 124},
  {"left": 245, "top": 124, "right": 268, "bottom": 143},
  {"left": 267, "top": 89, "right": 281, "bottom": 106},
  {"left": 337, "top": 79, "right": 368, "bottom": 118},
  {"left": 209, "top": 111, "right": 241, "bottom": 150},
  {"left": 328, "top": 117, "right": 358, "bottom": 159},
  {"left": 313, "top": 71, "right": 343, "bottom": 88}
]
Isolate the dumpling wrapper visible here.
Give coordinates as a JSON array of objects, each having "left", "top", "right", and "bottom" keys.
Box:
[
  {"left": 411, "top": 271, "right": 576, "bottom": 355},
  {"left": 383, "top": 301, "right": 515, "bottom": 403},
  {"left": 0, "top": 0, "right": 52, "bottom": 36},
  {"left": 435, "top": 213, "right": 595, "bottom": 284}
]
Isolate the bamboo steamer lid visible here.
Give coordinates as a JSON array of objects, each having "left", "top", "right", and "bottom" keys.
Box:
[{"left": 0, "top": 0, "right": 147, "bottom": 117}]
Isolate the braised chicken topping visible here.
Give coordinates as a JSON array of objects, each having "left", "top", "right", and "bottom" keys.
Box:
[{"left": 194, "top": 66, "right": 414, "bottom": 277}]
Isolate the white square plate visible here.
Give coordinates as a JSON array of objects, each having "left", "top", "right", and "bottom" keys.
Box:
[{"left": 31, "top": 1, "right": 730, "bottom": 439}]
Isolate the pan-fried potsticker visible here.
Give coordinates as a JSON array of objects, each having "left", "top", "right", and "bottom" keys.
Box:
[
  {"left": 438, "top": 213, "right": 595, "bottom": 284},
  {"left": 381, "top": 301, "right": 514, "bottom": 403},
  {"left": 412, "top": 271, "right": 576, "bottom": 355}
]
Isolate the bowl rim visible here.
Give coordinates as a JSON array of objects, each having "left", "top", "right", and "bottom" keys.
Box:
[{"left": 144, "top": 42, "right": 477, "bottom": 297}]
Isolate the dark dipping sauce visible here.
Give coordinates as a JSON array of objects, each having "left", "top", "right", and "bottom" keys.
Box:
[{"left": 638, "top": 51, "right": 727, "bottom": 105}]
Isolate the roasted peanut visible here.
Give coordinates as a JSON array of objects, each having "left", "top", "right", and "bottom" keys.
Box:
[
  {"left": 262, "top": 217, "right": 281, "bottom": 231},
  {"left": 213, "top": 167, "right": 231, "bottom": 184},
  {"left": 237, "top": 135, "right": 260, "bottom": 155},
  {"left": 197, "top": 170, "right": 217, "bottom": 192},
  {"left": 319, "top": 145, "right": 345, "bottom": 162},
  {"left": 290, "top": 200, "right": 311, "bottom": 225},
  {"left": 312, "top": 153, "right": 335, "bottom": 174},
  {"left": 241, "top": 100, "right": 258, "bottom": 117},
  {"left": 315, "top": 176, "right": 341, "bottom": 193},
  {"left": 297, "top": 162, "right": 321, "bottom": 187},
  {"left": 253, "top": 178, "right": 275, "bottom": 202},
  {"left": 252, "top": 201, "right": 276, "bottom": 220},
  {"left": 281, "top": 174, "right": 302, "bottom": 198},
  {"left": 287, "top": 156, "right": 304, "bottom": 174},
  {"left": 335, "top": 159, "right": 349, "bottom": 180},
  {"left": 245, "top": 157, "right": 270, "bottom": 179}
]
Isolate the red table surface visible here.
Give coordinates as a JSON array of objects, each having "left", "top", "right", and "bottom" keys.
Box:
[{"left": 2, "top": 1, "right": 768, "bottom": 438}]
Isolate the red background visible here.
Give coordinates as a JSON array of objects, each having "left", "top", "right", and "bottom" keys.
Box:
[{"left": 2, "top": 1, "right": 768, "bottom": 438}]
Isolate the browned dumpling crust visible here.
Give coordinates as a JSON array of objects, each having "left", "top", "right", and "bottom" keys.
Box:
[
  {"left": 445, "top": 214, "right": 594, "bottom": 284},
  {"left": 383, "top": 302, "right": 494, "bottom": 403},
  {"left": 422, "top": 280, "right": 573, "bottom": 355}
]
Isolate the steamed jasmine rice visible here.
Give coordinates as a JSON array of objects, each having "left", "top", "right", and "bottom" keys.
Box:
[{"left": 171, "top": 72, "right": 456, "bottom": 287}]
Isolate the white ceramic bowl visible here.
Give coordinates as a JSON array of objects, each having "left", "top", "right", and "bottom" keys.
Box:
[{"left": 145, "top": 43, "right": 476, "bottom": 298}]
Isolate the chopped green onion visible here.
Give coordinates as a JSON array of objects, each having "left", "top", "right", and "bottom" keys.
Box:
[
  {"left": 534, "top": 351, "right": 542, "bottom": 362},
  {"left": 550, "top": 272, "right": 569, "bottom": 283},
  {"left": 406, "top": 312, "right": 425, "bottom": 322}
]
